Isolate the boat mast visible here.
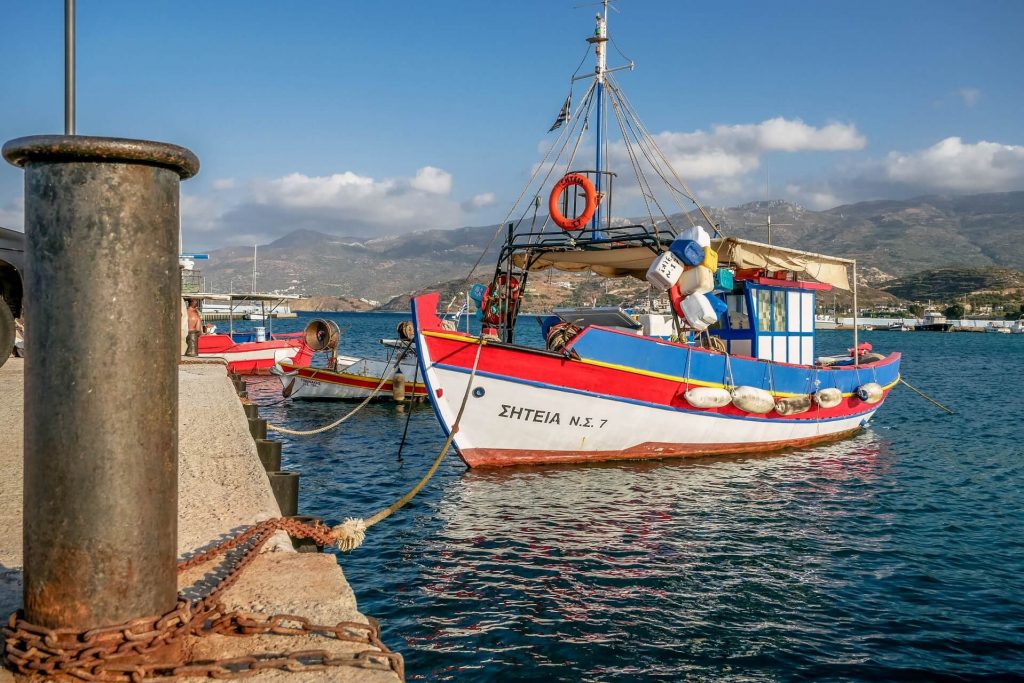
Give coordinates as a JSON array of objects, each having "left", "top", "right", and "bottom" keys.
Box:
[
  {"left": 588, "top": 1, "right": 609, "bottom": 239},
  {"left": 251, "top": 244, "right": 257, "bottom": 293}
]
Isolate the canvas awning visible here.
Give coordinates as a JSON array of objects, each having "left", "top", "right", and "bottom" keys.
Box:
[
  {"left": 512, "top": 245, "right": 661, "bottom": 279},
  {"left": 511, "top": 237, "right": 853, "bottom": 290},
  {"left": 712, "top": 237, "right": 852, "bottom": 291}
]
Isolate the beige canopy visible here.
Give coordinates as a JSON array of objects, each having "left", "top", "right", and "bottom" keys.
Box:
[
  {"left": 512, "top": 245, "right": 660, "bottom": 279},
  {"left": 712, "top": 237, "right": 852, "bottom": 291},
  {"left": 511, "top": 236, "right": 853, "bottom": 290}
]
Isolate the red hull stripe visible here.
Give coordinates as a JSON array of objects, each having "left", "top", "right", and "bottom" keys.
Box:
[
  {"left": 460, "top": 428, "right": 864, "bottom": 467},
  {"left": 424, "top": 333, "right": 883, "bottom": 422},
  {"left": 279, "top": 363, "right": 427, "bottom": 395}
]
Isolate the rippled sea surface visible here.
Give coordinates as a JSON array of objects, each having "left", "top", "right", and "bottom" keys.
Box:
[{"left": 245, "top": 313, "right": 1024, "bottom": 681}]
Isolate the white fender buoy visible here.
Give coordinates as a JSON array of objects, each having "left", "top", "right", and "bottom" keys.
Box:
[
  {"left": 814, "top": 387, "right": 843, "bottom": 408},
  {"left": 730, "top": 385, "right": 775, "bottom": 414},
  {"left": 775, "top": 395, "right": 812, "bottom": 416},
  {"left": 684, "top": 386, "right": 732, "bottom": 409},
  {"left": 392, "top": 371, "right": 407, "bottom": 402},
  {"left": 856, "top": 382, "right": 883, "bottom": 404}
]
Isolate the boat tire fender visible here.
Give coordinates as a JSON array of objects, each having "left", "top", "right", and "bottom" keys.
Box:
[{"left": 549, "top": 173, "right": 598, "bottom": 231}]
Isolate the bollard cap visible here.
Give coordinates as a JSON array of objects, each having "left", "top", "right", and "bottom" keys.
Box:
[{"left": 3, "top": 135, "right": 199, "bottom": 179}]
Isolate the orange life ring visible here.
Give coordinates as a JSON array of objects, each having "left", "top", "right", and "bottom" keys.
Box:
[{"left": 549, "top": 173, "right": 598, "bottom": 231}]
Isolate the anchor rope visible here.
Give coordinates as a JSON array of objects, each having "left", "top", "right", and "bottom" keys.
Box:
[
  {"left": 331, "top": 337, "right": 485, "bottom": 552},
  {"left": 899, "top": 377, "right": 955, "bottom": 414},
  {"left": 267, "top": 343, "right": 413, "bottom": 437}
]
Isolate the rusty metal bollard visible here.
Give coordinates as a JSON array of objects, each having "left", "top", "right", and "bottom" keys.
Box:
[{"left": 3, "top": 135, "right": 198, "bottom": 630}]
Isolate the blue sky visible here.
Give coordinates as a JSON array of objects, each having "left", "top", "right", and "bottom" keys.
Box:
[{"left": 1, "top": 0, "right": 1022, "bottom": 249}]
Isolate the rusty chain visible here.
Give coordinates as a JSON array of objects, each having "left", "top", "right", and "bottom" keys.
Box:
[{"left": 2, "top": 518, "right": 405, "bottom": 682}]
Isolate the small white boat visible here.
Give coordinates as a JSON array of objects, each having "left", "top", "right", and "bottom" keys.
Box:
[
  {"left": 273, "top": 319, "right": 425, "bottom": 400},
  {"left": 986, "top": 322, "right": 1011, "bottom": 334},
  {"left": 887, "top": 321, "right": 912, "bottom": 331},
  {"left": 1012, "top": 318, "right": 1024, "bottom": 334}
]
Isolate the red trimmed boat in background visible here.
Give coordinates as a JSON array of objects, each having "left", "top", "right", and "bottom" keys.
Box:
[
  {"left": 186, "top": 293, "right": 310, "bottom": 374},
  {"left": 411, "top": 4, "right": 900, "bottom": 468}
]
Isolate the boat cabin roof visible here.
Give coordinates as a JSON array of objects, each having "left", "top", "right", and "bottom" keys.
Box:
[
  {"left": 511, "top": 234, "right": 852, "bottom": 291},
  {"left": 182, "top": 292, "right": 301, "bottom": 302}
]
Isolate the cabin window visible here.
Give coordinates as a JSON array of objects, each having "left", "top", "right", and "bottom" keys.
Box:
[
  {"left": 757, "top": 290, "right": 772, "bottom": 331},
  {"left": 772, "top": 291, "right": 787, "bottom": 332}
]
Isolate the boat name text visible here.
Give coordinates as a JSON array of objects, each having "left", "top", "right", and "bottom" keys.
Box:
[{"left": 498, "top": 404, "right": 607, "bottom": 428}]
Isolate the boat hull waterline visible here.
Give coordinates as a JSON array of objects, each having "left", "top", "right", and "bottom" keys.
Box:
[
  {"left": 413, "top": 293, "right": 899, "bottom": 468},
  {"left": 276, "top": 356, "right": 426, "bottom": 401}
]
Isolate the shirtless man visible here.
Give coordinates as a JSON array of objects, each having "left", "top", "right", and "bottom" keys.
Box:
[{"left": 185, "top": 298, "right": 202, "bottom": 356}]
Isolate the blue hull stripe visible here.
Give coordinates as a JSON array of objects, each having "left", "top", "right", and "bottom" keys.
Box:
[{"left": 567, "top": 326, "right": 900, "bottom": 394}]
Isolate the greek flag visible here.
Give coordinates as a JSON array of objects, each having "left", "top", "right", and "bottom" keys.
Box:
[{"left": 548, "top": 95, "right": 571, "bottom": 132}]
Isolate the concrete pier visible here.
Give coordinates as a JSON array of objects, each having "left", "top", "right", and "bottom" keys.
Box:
[{"left": 0, "top": 357, "right": 402, "bottom": 681}]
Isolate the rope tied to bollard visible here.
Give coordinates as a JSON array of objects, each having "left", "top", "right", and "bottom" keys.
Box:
[{"left": 331, "top": 336, "right": 485, "bottom": 552}]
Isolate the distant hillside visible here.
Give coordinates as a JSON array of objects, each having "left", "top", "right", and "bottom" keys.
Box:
[
  {"left": 197, "top": 191, "right": 1024, "bottom": 305},
  {"left": 881, "top": 267, "right": 1024, "bottom": 301}
]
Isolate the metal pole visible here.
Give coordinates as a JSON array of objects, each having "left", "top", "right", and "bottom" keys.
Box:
[
  {"left": 3, "top": 135, "right": 199, "bottom": 629},
  {"left": 852, "top": 260, "right": 859, "bottom": 367},
  {"left": 65, "top": 0, "right": 75, "bottom": 135}
]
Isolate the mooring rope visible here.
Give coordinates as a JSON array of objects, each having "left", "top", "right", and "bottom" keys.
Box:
[
  {"left": 330, "top": 337, "right": 485, "bottom": 552},
  {"left": 267, "top": 344, "right": 413, "bottom": 437},
  {"left": 899, "top": 377, "right": 955, "bottom": 414}
]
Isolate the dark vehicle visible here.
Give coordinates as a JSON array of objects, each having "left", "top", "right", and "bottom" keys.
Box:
[{"left": 0, "top": 226, "right": 25, "bottom": 368}]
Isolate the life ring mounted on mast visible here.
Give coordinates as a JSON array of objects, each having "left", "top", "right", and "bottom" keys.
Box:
[{"left": 549, "top": 173, "right": 598, "bottom": 231}]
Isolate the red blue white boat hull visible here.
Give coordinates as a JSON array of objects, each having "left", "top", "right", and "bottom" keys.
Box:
[
  {"left": 197, "top": 333, "right": 311, "bottom": 375},
  {"left": 412, "top": 293, "right": 900, "bottom": 468}
]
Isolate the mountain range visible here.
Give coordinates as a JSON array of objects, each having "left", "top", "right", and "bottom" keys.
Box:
[{"left": 197, "top": 191, "right": 1024, "bottom": 305}]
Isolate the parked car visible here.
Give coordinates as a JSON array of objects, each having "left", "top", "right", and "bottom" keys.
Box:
[{"left": 0, "top": 226, "right": 25, "bottom": 368}]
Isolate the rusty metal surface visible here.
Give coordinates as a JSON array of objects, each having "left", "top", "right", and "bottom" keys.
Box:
[
  {"left": 3, "top": 518, "right": 405, "bottom": 681},
  {"left": 5, "top": 135, "right": 197, "bottom": 630},
  {"left": 2, "top": 135, "right": 199, "bottom": 179}
]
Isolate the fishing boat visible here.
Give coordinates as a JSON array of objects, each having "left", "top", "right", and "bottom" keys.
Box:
[
  {"left": 887, "top": 321, "right": 913, "bottom": 331},
  {"left": 814, "top": 314, "right": 839, "bottom": 330},
  {"left": 186, "top": 293, "right": 311, "bottom": 374},
  {"left": 410, "top": 4, "right": 901, "bottom": 468},
  {"left": 915, "top": 310, "right": 953, "bottom": 332},
  {"left": 985, "top": 322, "right": 1011, "bottom": 334},
  {"left": 273, "top": 319, "right": 426, "bottom": 400},
  {"left": 1012, "top": 317, "right": 1024, "bottom": 334}
]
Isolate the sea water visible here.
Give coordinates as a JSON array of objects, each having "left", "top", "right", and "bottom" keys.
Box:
[{"left": 245, "top": 313, "right": 1024, "bottom": 681}]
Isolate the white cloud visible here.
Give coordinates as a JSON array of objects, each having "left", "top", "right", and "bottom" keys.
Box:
[
  {"left": 957, "top": 88, "right": 981, "bottom": 108},
  {"left": 623, "top": 117, "right": 866, "bottom": 180},
  {"left": 784, "top": 136, "right": 1024, "bottom": 209},
  {"left": 176, "top": 166, "right": 496, "bottom": 249},
  {"left": 410, "top": 166, "right": 452, "bottom": 194},
  {"left": 883, "top": 137, "right": 1024, "bottom": 192},
  {"left": 462, "top": 192, "right": 496, "bottom": 211},
  {"left": 212, "top": 178, "right": 237, "bottom": 190}
]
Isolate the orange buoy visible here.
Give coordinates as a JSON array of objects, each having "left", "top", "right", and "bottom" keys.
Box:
[{"left": 549, "top": 173, "right": 598, "bottom": 231}]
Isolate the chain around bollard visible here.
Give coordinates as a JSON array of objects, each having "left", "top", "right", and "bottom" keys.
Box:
[{"left": 2, "top": 517, "right": 405, "bottom": 682}]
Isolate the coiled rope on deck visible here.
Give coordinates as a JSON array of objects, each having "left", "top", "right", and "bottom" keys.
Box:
[{"left": 330, "top": 337, "right": 485, "bottom": 552}]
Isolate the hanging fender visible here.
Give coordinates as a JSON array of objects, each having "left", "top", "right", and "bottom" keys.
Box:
[{"left": 549, "top": 173, "right": 598, "bottom": 231}]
